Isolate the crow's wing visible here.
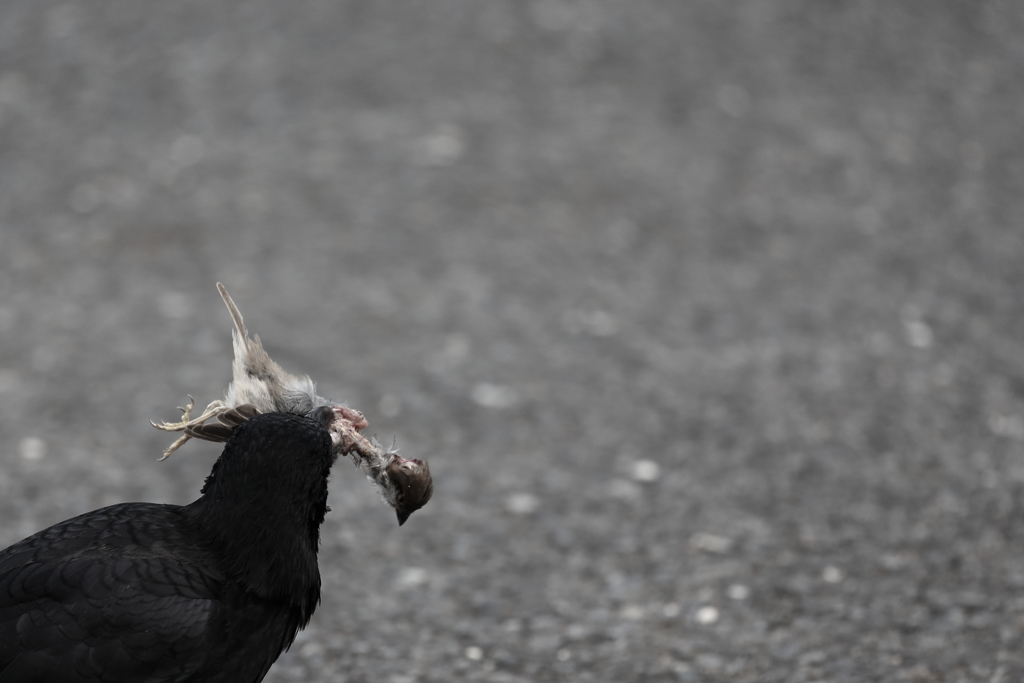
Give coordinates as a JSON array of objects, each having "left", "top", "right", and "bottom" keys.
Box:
[{"left": 0, "top": 503, "right": 223, "bottom": 683}]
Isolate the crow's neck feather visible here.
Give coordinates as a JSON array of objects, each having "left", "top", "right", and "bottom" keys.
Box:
[{"left": 182, "top": 414, "right": 332, "bottom": 621}]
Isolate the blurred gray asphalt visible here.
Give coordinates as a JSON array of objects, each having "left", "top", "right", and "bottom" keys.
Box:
[{"left": 1, "top": 2, "right": 1023, "bottom": 681}]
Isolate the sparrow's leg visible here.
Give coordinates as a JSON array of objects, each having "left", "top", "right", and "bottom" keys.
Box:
[
  {"left": 150, "top": 395, "right": 198, "bottom": 432},
  {"left": 151, "top": 398, "right": 230, "bottom": 460},
  {"left": 151, "top": 398, "right": 229, "bottom": 432},
  {"left": 156, "top": 433, "right": 192, "bottom": 461}
]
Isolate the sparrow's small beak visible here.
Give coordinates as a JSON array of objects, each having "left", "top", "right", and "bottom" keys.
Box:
[{"left": 396, "top": 509, "right": 411, "bottom": 526}]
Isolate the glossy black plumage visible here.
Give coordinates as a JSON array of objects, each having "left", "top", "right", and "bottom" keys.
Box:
[{"left": 0, "top": 412, "right": 334, "bottom": 683}]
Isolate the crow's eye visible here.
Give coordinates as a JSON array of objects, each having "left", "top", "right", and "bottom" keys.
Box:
[{"left": 307, "top": 406, "right": 335, "bottom": 428}]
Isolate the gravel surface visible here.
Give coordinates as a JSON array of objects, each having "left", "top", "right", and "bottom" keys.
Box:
[{"left": 1, "top": 2, "right": 1023, "bottom": 681}]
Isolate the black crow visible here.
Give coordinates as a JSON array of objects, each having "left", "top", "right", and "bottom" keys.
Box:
[{"left": 0, "top": 409, "right": 336, "bottom": 682}]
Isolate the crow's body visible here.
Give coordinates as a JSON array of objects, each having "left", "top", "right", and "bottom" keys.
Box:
[{"left": 0, "top": 412, "right": 333, "bottom": 683}]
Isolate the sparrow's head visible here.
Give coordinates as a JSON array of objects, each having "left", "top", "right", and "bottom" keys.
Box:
[{"left": 385, "top": 455, "right": 433, "bottom": 526}]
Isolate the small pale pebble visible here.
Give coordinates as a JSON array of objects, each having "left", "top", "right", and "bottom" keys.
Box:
[
  {"left": 416, "top": 125, "right": 464, "bottom": 166},
  {"left": 395, "top": 567, "right": 429, "bottom": 588},
  {"left": 471, "top": 382, "right": 519, "bottom": 409},
  {"left": 989, "top": 415, "right": 1024, "bottom": 438},
  {"left": 727, "top": 584, "right": 750, "bottom": 600},
  {"left": 619, "top": 604, "right": 645, "bottom": 620},
  {"left": 689, "top": 532, "right": 733, "bottom": 554},
  {"left": 299, "top": 641, "right": 324, "bottom": 658},
  {"left": 464, "top": 646, "right": 484, "bottom": 661},
  {"left": 631, "top": 459, "right": 661, "bottom": 482},
  {"left": 19, "top": 437, "right": 46, "bottom": 461},
  {"left": 904, "top": 319, "right": 933, "bottom": 349},
  {"left": 695, "top": 606, "right": 719, "bottom": 625},
  {"left": 506, "top": 492, "right": 540, "bottom": 515},
  {"left": 673, "top": 661, "right": 693, "bottom": 675},
  {"left": 822, "top": 565, "right": 844, "bottom": 583},
  {"left": 0, "top": 369, "right": 19, "bottom": 393}
]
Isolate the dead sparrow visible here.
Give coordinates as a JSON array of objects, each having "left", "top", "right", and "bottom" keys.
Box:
[{"left": 152, "top": 283, "right": 433, "bottom": 525}]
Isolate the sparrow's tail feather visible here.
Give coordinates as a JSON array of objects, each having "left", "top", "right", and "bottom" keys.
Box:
[{"left": 217, "top": 282, "right": 249, "bottom": 344}]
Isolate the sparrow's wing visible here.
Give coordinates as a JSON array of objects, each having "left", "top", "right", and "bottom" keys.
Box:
[
  {"left": 218, "top": 403, "right": 261, "bottom": 427},
  {"left": 186, "top": 404, "right": 262, "bottom": 443}
]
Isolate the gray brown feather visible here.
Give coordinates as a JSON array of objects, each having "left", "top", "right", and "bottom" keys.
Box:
[{"left": 186, "top": 404, "right": 263, "bottom": 443}]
